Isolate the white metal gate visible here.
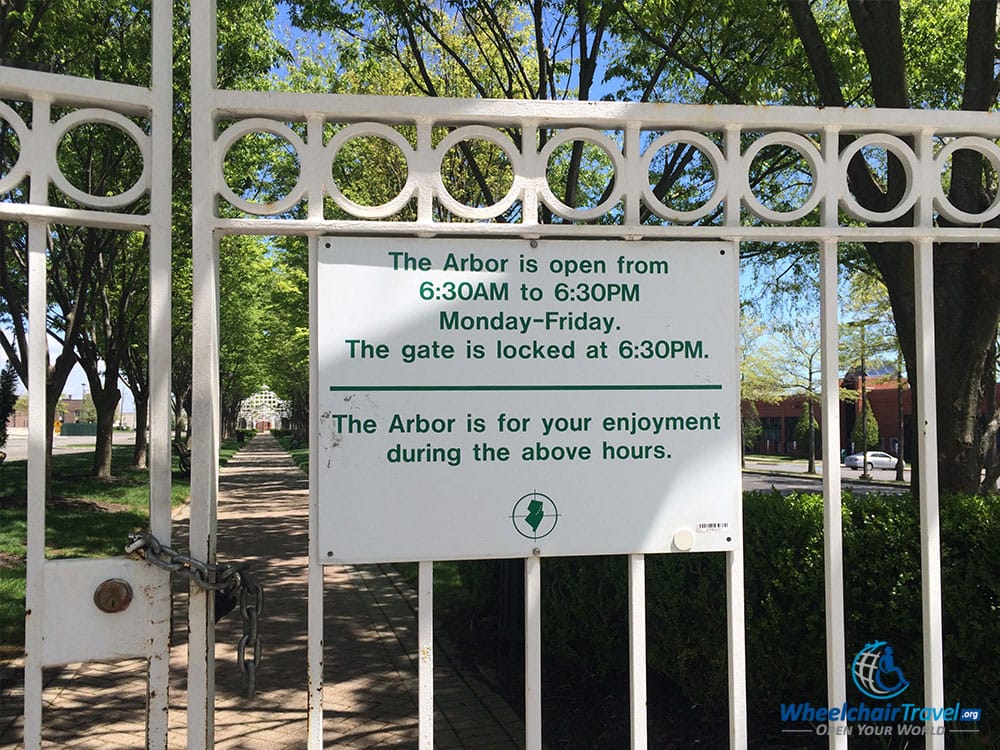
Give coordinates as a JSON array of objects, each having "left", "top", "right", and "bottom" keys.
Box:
[
  {"left": 1, "top": 2, "right": 174, "bottom": 748},
  {"left": 189, "top": 0, "right": 1000, "bottom": 741},
  {"left": 186, "top": 0, "right": 1000, "bottom": 739},
  {"left": 9, "top": 0, "right": 1000, "bottom": 746}
]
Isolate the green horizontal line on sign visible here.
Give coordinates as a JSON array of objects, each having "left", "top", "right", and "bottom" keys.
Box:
[{"left": 329, "top": 384, "right": 722, "bottom": 392}]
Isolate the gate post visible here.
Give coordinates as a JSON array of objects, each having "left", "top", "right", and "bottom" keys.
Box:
[{"left": 190, "top": 3, "right": 221, "bottom": 745}]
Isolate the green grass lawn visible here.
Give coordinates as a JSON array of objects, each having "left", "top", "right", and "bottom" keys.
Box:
[
  {"left": 743, "top": 453, "right": 806, "bottom": 463},
  {"left": 272, "top": 431, "right": 309, "bottom": 473},
  {"left": 0, "top": 439, "right": 242, "bottom": 659}
]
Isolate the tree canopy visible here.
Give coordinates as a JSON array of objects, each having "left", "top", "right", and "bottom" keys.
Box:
[
  {"left": 3, "top": 0, "right": 998, "bottom": 492},
  {"left": 1, "top": 0, "right": 288, "bottom": 476},
  {"left": 281, "top": 0, "right": 999, "bottom": 493}
]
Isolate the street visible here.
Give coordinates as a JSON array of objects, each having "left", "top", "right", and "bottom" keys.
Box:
[
  {"left": 1, "top": 427, "right": 138, "bottom": 463},
  {"left": 743, "top": 460, "right": 910, "bottom": 493},
  {"left": 742, "top": 458, "right": 910, "bottom": 494}
]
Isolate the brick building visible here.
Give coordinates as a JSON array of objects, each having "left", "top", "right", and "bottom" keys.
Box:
[
  {"left": 746, "top": 373, "right": 1000, "bottom": 461},
  {"left": 745, "top": 370, "right": 914, "bottom": 460}
]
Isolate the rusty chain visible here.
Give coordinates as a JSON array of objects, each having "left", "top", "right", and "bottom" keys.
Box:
[{"left": 126, "top": 531, "right": 263, "bottom": 697}]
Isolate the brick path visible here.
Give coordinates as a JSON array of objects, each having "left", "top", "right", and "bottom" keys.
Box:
[{"left": 0, "top": 433, "right": 523, "bottom": 748}]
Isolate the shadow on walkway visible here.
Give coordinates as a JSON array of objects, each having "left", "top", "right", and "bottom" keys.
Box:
[{"left": 1, "top": 432, "right": 523, "bottom": 749}]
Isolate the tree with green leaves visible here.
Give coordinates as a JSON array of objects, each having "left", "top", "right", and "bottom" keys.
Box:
[
  {"left": 2, "top": 1, "right": 161, "bottom": 479},
  {"left": 775, "top": 319, "right": 823, "bottom": 472},
  {"left": 218, "top": 236, "right": 274, "bottom": 439},
  {"left": 851, "top": 395, "right": 879, "bottom": 456},
  {"left": 78, "top": 392, "right": 97, "bottom": 424},
  {"left": 615, "top": 0, "right": 1000, "bottom": 493},
  {"left": 1, "top": 0, "right": 290, "bottom": 479},
  {"left": 739, "top": 308, "right": 783, "bottom": 465},
  {"left": 285, "top": 0, "right": 1000, "bottom": 493},
  {"left": 0, "top": 363, "right": 18, "bottom": 449},
  {"left": 262, "top": 239, "right": 310, "bottom": 433},
  {"left": 794, "top": 399, "right": 820, "bottom": 469}
]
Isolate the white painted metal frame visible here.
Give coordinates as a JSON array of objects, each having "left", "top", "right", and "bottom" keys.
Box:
[
  {"left": 3, "top": 1, "right": 173, "bottom": 747},
  {"left": 190, "top": 5, "right": 1000, "bottom": 749}
]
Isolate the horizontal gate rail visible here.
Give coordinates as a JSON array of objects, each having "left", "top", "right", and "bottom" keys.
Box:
[{"left": 189, "top": 92, "right": 1000, "bottom": 250}]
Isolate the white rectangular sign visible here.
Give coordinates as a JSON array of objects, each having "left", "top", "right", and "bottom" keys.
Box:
[{"left": 316, "top": 238, "right": 739, "bottom": 563}]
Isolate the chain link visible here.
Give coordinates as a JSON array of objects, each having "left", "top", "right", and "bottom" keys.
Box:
[{"left": 126, "top": 531, "right": 263, "bottom": 697}]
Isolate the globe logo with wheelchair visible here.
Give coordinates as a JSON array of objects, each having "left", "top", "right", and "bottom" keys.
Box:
[{"left": 851, "top": 641, "right": 910, "bottom": 700}]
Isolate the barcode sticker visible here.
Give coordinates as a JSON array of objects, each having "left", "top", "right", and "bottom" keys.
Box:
[{"left": 697, "top": 522, "right": 729, "bottom": 532}]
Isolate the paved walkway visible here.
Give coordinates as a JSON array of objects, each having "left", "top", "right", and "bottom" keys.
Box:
[{"left": 1, "top": 433, "right": 524, "bottom": 748}]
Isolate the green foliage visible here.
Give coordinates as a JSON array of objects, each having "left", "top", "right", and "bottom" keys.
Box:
[
  {"left": 444, "top": 491, "right": 1000, "bottom": 720},
  {"left": 0, "top": 364, "right": 18, "bottom": 448},
  {"left": 272, "top": 429, "right": 309, "bottom": 472},
  {"left": 218, "top": 236, "right": 275, "bottom": 436},
  {"left": 262, "top": 240, "right": 310, "bottom": 431},
  {"left": 851, "top": 397, "right": 879, "bottom": 450},
  {"left": 741, "top": 408, "right": 762, "bottom": 451},
  {"left": 793, "top": 400, "right": 819, "bottom": 445},
  {"left": 78, "top": 393, "right": 97, "bottom": 423},
  {"left": 938, "top": 493, "right": 1000, "bottom": 706},
  {"left": 741, "top": 491, "right": 828, "bottom": 709},
  {"left": 542, "top": 556, "right": 628, "bottom": 674}
]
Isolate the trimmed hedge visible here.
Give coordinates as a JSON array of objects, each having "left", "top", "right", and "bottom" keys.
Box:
[{"left": 460, "top": 491, "right": 1000, "bottom": 717}]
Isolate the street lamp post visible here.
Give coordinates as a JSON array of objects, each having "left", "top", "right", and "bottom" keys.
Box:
[
  {"left": 896, "top": 354, "right": 906, "bottom": 482},
  {"left": 859, "top": 340, "right": 872, "bottom": 480}
]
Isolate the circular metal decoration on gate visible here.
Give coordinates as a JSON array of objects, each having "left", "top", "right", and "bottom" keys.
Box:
[
  {"left": 641, "top": 130, "right": 724, "bottom": 222},
  {"left": 538, "top": 128, "right": 625, "bottom": 221},
  {"left": 52, "top": 109, "right": 150, "bottom": 209},
  {"left": 0, "top": 102, "right": 30, "bottom": 196},
  {"left": 434, "top": 125, "right": 522, "bottom": 220},
  {"left": 742, "top": 132, "right": 823, "bottom": 223},
  {"left": 325, "top": 123, "right": 417, "bottom": 219},
  {"left": 839, "top": 133, "right": 918, "bottom": 223},
  {"left": 216, "top": 118, "right": 307, "bottom": 215},
  {"left": 934, "top": 136, "right": 1000, "bottom": 225}
]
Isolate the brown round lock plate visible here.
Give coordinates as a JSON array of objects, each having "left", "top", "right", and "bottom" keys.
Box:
[{"left": 93, "top": 578, "right": 134, "bottom": 613}]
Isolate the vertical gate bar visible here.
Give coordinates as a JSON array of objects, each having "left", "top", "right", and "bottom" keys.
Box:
[
  {"left": 305, "top": 117, "right": 326, "bottom": 221},
  {"left": 628, "top": 554, "right": 647, "bottom": 750},
  {"left": 724, "top": 125, "right": 742, "bottom": 226},
  {"left": 914, "top": 237, "right": 944, "bottom": 746},
  {"left": 415, "top": 120, "right": 434, "bottom": 226},
  {"left": 146, "top": 0, "right": 173, "bottom": 744},
  {"left": 624, "top": 125, "right": 641, "bottom": 228},
  {"left": 525, "top": 556, "right": 542, "bottom": 750},
  {"left": 819, "top": 237, "right": 847, "bottom": 747},
  {"left": 23, "top": 219, "right": 49, "bottom": 750},
  {"left": 188, "top": 232, "right": 220, "bottom": 750},
  {"left": 521, "top": 121, "right": 539, "bottom": 227},
  {"left": 189, "top": 1, "right": 220, "bottom": 745},
  {"left": 726, "top": 237, "right": 747, "bottom": 749},
  {"left": 418, "top": 561, "right": 434, "bottom": 749},
  {"left": 307, "top": 235, "right": 324, "bottom": 748},
  {"left": 726, "top": 547, "right": 747, "bottom": 749}
]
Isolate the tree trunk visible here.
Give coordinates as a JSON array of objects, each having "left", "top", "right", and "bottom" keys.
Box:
[
  {"left": 807, "top": 401, "right": 816, "bottom": 475},
  {"left": 173, "top": 385, "right": 191, "bottom": 441},
  {"left": 873, "top": 241, "right": 1000, "bottom": 493},
  {"left": 90, "top": 381, "right": 121, "bottom": 478},
  {"left": 44, "top": 354, "right": 78, "bottom": 500},
  {"left": 132, "top": 390, "right": 149, "bottom": 469}
]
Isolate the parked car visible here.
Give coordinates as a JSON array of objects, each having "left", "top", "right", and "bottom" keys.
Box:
[{"left": 845, "top": 451, "right": 902, "bottom": 471}]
